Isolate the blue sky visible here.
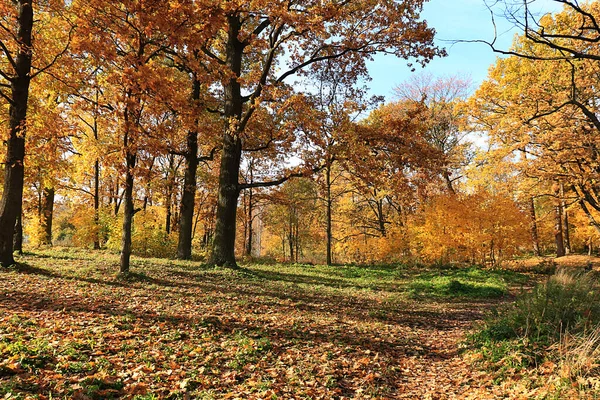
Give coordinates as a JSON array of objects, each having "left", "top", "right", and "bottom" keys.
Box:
[{"left": 367, "top": 0, "right": 562, "bottom": 100}]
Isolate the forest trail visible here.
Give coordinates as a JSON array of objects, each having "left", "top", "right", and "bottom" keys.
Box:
[{"left": 0, "top": 249, "right": 545, "bottom": 399}]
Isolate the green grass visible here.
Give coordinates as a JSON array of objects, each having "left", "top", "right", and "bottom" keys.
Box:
[{"left": 407, "top": 267, "right": 528, "bottom": 299}]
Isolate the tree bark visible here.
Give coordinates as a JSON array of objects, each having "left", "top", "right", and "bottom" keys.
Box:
[
  {"left": 443, "top": 170, "right": 456, "bottom": 195},
  {"left": 13, "top": 212, "right": 23, "bottom": 255},
  {"left": 528, "top": 196, "right": 541, "bottom": 256},
  {"left": 209, "top": 15, "right": 243, "bottom": 268},
  {"left": 288, "top": 213, "right": 294, "bottom": 263},
  {"left": 325, "top": 164, "right": 333, "bottom": 265},
  {"left": 164, "top": 153, "right": 175, "bottom": 235},
  {"left": 119, "top": 94, "right": 137, "bottom": 274},
  {"left": 245, "top": 187, "right": 254, "bottom": 257},
  {"left": 177, "top": 78, "right": 200, "bottom": 259},
  {"left": 555, "top": 188, "right": 566, "bottom": 257},
  {"left": 294, "top": 213, "right": 299, "bottom": 263},
  {"left": 93, "top": 159, "right": 101, "bottom": 249},
  {"left": 120, "top": 152, "right": 136, "bottom": 274},
  {"left": 0, "top": 1, "right": 33, "bottom": 267},
  {"left": 560, "top": 183, "right": 571, "bottom": 254},
  {"left": 92, "top": 86, "right": 101, "bottom": 250},
  {"left": 39, "top": 187, "right": 55, "bottom": 246},
  {"left": 377, "top": 198, "right": 386, "bottom": 237},
  {"left": 165, "top": 185, "right": 172, "bottom": 235},
  {"left": 210, "top": 132, "right": 242, "bottom": 267}
]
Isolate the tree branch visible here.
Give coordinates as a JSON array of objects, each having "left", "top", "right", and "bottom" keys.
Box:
[{"left": 239, "top": 164, "right": 325, "bottom": 190}]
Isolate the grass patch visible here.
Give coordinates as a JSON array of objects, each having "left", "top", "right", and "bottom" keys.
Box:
[{"left": 408, "top": 267, "right": 527, "bottom": 299}]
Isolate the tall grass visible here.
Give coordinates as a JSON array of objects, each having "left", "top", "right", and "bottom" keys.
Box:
[
  {"left": 474, "top": 269, "right": 600, "bottom": 345},
  {"left": 469, "top": 269, "right": 600, "bottom": 396}
]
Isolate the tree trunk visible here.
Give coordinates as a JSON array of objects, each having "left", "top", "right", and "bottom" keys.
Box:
[
  {"left": 164, "top": 153, "right": 175, "bottom": 235},
  {"left": 0, "top": 1, "right": 33, "bottom": 267},
  {"left": 93, "top": 159, "right": 101, "bottom": 249},
  {"left": 288, "top": 214, "right": 294, "bottom": 263},
  {"left": 443, "top": 170, "right": 456, "bottom": 195},
  {"left": 209, "top": 16, "right": 243, "bottom": 268},
  {"left": 39, "top": 187, "right": 54, "bottom": 246},
  {"left": 295, "top": 214, "right": 299, "bottom": 263},
  {"left": 114, "top": 178, "right": 122, "bottom": 216},
  {"left": 210, "top": 131, "right": 242, "bottom": 267},
  {"left": 120, "top": 152, "right": 136, "bottom": 274},
  {"left": 13, "top": 212, "right": 23, "bottom": 255},
  {"left": 166, "top": 186, "right": 172, "bottom": 234},
  {"left": 120, "top": 93, "right": 137, "bottom": 274},
  {"left": 176, "top": 113, "right": 199, "bottom": 260},
  {"left": 377, "top": 198, "right": 386, "bottom": 237},
  {"left": 560, "top": 183, "right": 571, "bottom": 254},
  {"left": 92, "top": 88, "right": 101, "bottom": 250},
  {"left": 325, "top": 164, "right": 333, "bottom": 265},
  {"left": 555, "top": 188, "right": 566, "bottom": 257},
  {"left": 245, "top": 188, "right": 254, "bottom": 257},
  {"left": 528, "top": 196, "right": 541, "bottom": 256}
]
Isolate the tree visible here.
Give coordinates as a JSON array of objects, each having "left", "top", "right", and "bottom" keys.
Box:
[
  {"left": 478, "top": 2, "right": 600, "bottom": 233},
  {"left": 0, "top": 0, "right": 34, "bottom": 266},
  {"left": 394, "top": 73, "right": 472, "bottom": 194},
  {"left": 305, "top": 60, "right": 378, "bottom": 265},
  {"left": 263, "top": 179, "right": 319, "bottom": 263},
  {"left": 72, "top": 0, "right": 188, "bottom": 273},
  {"left": 204, "top": 0, "right": 443, "bottom": 267},
  {"left": 0, "top": 0, "right": 71, "bottom": 265}
]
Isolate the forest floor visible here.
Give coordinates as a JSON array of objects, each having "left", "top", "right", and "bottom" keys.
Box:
[{"left": 0, "top": 249, "right": 591, "bottom": 399}]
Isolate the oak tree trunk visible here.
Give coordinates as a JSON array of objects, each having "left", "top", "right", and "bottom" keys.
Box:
[
  {"left": 560, "top": 183, "right": 571, "bottom": 254},
  {"left": 177, "top": 79, "right": 200, "bottom": 260},
  {"left": 288, "top": 214, "right": 294, "bottom": 263},
  {"left": 164, "top": 154, "right": 175, "bottom": 235},
  {"left": 555, "top": 189, "right": 566, "bottom": 257},
  {"left": 120, "top": 152, "right": 136, "bottom": 274},
  {"left": 210, "top": 132, "right": 242, "bottom": 267},
  {"left": 13, "top": 212, "right": 23, "bottom": 255},
  {"left": 93, "top": 159, "right": 101, "bottom": 249},
  {"left": 325, "top": 164, "right": 333, "bottom": 266},
  {"left": 39, "top": 187, "right": 54, "bottom": 246},
  {"left": 377, "top": 199, "right": 386, "bottom": 237},
  {"left": 245, "top": 188, "right": 254, "bottom": 257},
  {"left": 443, "top": 170, "right": 456, "bottom": 195},
  {"left": 528, "top": 196, "right": 541, "bottom": 256},
  {"left": 0, "top": 1, "right": 33, "bottom": 267},
  {"left": 209, "top": 16, "right": 243, "bottom": 268}
]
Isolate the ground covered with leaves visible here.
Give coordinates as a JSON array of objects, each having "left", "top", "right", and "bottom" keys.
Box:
[{"left": 0, "top": 249, "right": 538, "bottom": 399}]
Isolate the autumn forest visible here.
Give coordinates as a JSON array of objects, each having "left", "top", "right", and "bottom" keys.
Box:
[{"left": 3, "top": 0, "right": 600, "bottom": 398}]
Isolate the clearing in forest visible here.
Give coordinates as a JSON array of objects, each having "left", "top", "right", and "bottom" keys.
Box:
[{"left": 0, "top": 249, "right": 543, "bottom": 399}]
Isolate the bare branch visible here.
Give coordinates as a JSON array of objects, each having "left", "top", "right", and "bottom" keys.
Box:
[
  {"left": 31, "top": 25, "right": 75, "bottom": 79},
  {"left": 239, "top": 164, "right": 325, "bottom": 191},
  {"left": 0, "top": 88, "right": 15, "bottom": 106}
]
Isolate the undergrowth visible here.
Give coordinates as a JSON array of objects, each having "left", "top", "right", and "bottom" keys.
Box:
[{"left": 468, "top": 269, "right": 600, "bottom": 397}]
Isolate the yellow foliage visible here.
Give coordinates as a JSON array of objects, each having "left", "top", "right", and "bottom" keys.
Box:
[
  {"left": 413, "top": 192, "right": 530, "bottom": 264},
  {"left": 23, "top": 215, "right": 45, "bottom": 248}
]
